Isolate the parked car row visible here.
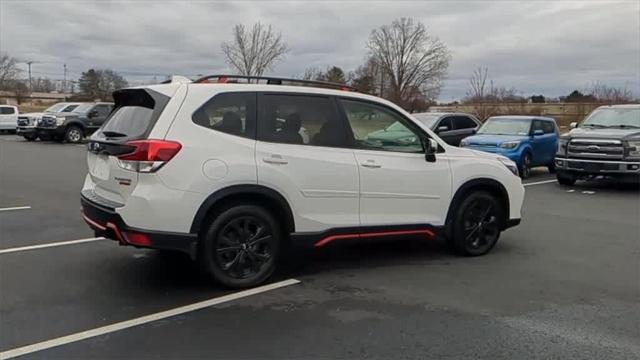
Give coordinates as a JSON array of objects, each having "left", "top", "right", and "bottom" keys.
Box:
[{"left": 14, "top": 101, "right": 114, "bottom": 143}]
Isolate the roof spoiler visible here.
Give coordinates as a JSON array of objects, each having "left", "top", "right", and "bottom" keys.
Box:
[{"left": 160, "top": 75, "right": 192, "bottom": 85}]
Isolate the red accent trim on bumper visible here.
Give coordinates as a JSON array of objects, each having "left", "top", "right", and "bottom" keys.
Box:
[
  {"left": 314, "top": 229, "right": 435, "bottom": 248},
  {"left": 81, "top": 209, "right": 107, "bottom": 231}
]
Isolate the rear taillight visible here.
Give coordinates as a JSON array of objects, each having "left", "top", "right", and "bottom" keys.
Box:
[{"left": 116, "top": 139, "right": 182, "bottom": 173}]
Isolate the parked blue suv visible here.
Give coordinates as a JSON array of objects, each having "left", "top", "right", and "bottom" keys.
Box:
[{"left": 460, "top": 116, "right": 559, "bottom": 178}]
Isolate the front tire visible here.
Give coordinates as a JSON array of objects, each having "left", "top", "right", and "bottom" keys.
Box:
[
  {"left": 64, "top": 125, "right": 84, "bottom": 143},
  {"left": 520, "top": 153, "right": 532, "bottom": 179},
  {"left": 557, "top": 171, "right": 577, "bottom": 186},
  {"left": 23, "top": 134, "right": 37, "bottom": 141},
  {"left": 450, "top": 191, "right": 503, "bottom": 256},
  {"left": 199, "top": 205, "right": 281, "bottom": 288}
]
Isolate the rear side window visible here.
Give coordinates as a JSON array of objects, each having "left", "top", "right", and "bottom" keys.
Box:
[
  {"left": 0, "top": 107, "right": 15, "bottom": 115},
  {"left": 257, "top": 94, "right": 346, "bottom": 147},
  {"left": 192, "top": 92, "right": 257, "bottom": 139},
  {"left": 453, "top": 116, "right": 478, "bottom": 129},
  {"left": 96, "top": 89, "right": 169, "bottom": 140}
]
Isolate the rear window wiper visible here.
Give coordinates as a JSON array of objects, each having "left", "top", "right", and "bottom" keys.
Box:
[{"left": 101, "top": 131, "right": 128, "bottom": 138}]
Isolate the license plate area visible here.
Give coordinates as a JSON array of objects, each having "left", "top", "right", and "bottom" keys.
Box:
[{"left": 92, "top": 155, "right": 111, "bottom": 181}]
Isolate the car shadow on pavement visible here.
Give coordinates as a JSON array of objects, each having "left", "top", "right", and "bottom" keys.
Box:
[{"left": 280, "top": 237, "right": 463, "bottom": 280}]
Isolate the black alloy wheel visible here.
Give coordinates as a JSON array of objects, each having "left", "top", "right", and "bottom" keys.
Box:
[
  {"left": 215, "top": 216, "right": 274, "bottom": 279},
  {"left": 200, "top": 205, "right": 280, "bottom": 288},
  {"left": 451, "top": 191, "right": 502, "bottom": 256}
]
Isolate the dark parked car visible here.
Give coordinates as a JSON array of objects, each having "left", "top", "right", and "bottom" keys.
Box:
[
  {"left": 412, "top": 112, "right": 481, "bottom": 146},
  {"left": 36, "top": 102, "right": 114, "bottom": 143}
]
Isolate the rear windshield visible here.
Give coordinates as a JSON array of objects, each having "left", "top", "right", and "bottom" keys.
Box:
[{"left": 94, "top": 89, "right": 169, "bottom": 141}]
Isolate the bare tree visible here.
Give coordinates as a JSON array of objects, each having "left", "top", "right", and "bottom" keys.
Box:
[
  {"left": 587, "top": 81, "right": 634, "bottom": 104},
  {"left": 367, "top": 18, "right": 450, "bottom": 107},
  {"left": 467, "top": 66, "right": 489, "bottom": 101},
  {"left": 300, "top": 66, "right": 323, "bottom": 81},
  {"left": 0, "top": 53, "right": 21, "bottom": 90},
  {"left": 221, "top": 22, "right": 289, "bottom": 77}
]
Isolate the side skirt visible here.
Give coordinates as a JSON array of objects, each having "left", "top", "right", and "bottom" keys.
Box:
[{"left": 290, "top": 224, "right": 442, "bottom": 249}]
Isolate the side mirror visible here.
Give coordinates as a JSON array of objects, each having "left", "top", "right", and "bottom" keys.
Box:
[
  {"left": 471, "top": 128, "right": 477, "bottom": 134},
  {"left": 533, "top": 129, "right": 544, "bottom": 136},
  {"left": 436, "top": 126, "right": 449, "bottom": 133},
  {"left": 425, "top": 138, "right": 438, "bottom": 162},
  {"left": 570, "top": 122, "right": 578, "bottom": 129}
]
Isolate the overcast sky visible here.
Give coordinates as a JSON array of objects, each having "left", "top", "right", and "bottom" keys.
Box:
[{"left": 1, "top": 0, "right": 638, "bottom": 101}]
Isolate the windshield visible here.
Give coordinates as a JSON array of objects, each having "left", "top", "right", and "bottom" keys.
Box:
[
  {"left": 44, "top": 103, "right": 67, "bottom": 113},
  {"left": 581, "top": 108, "right": 640, "bottom": 128},
  {"left": 478, "top": 118, "right": 531, "bottom": 135},
  {"left": 72, "top": 104, "right": 94, "bottom": 114},
  {"left": 412, "top": 113, "right": 440, "bottom": 128},
  {"left": 61, "top": 104, "right": 79, "bottom": 112},
  {"left": 385, "top": 121, "right": 412, "bottom": 131}
]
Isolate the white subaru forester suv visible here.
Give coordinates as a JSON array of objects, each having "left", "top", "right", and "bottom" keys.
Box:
[{"left": 81, "top": 75, "right": 524, "bottom": 288}]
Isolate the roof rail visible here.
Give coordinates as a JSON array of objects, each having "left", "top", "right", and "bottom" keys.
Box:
[{"left": 192, "top": 74, "right": 356, "bottom": 92}]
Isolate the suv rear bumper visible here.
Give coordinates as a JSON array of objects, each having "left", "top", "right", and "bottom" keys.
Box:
[
  {"left": 81, "top": 195, "right": 198, "bottom": 258},
  {"left": 555, "top": 157, "right": 640, "bottom": 174}
]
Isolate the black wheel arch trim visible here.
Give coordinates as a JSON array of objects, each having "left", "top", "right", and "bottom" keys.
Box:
[
  {"left": 65, "top": 121, "right": 86, "bottom": 132},
  {"left": 445, "top": 178, "right": 511, "bottom": 237},
  {"left": 189, "top": 184, "right": 295, "bottom": 235}
]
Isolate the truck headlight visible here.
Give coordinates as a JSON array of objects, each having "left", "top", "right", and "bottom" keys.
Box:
[
  {"left": 498, "top": 156, "right": 519, "bottom": 176},
  {"left": 628, "top": 140, "right": 640, "bottom": 157},
  {"left": 557, "top": 138, "right": 569, "bottom": 156},
  {"left": 55, "top": 116, "right": 66, "bottom": 126},
  {"left": 500, "top": 141, "right": 520, "bottom": 149}
]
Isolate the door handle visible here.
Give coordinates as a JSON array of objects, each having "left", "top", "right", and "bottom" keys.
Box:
[
  {"left": 263, "top": 155, "right": 288, "bottom": 165},
  {"left": 360, "top": 160, "right": 381, "bottom": 168}
]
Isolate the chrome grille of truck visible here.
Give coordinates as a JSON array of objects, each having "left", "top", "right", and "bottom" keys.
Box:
[{"left": 567, "top": 139, "right": 624, "bottom": 160}]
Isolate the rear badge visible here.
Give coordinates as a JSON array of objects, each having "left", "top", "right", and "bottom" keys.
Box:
[{"left": 114, "top": 177, "right": 132, "bottom": 186}]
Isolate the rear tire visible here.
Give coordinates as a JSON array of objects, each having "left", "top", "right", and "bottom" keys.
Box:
[
  {"left": 23, "top": 134, "right": 37, "bottom": 141},
  {"left": 450, "top": 191, "right": 503, "bottom": 256},
  {"left": 199, "top": 204, "right": 281, "bottom": 288},
  {"left": 557, "top": 171, "right": 577, "bottom": 186},
  {"left": 547, "top": 162, "right": 556, "bottom": 174},
  {"left": 65, "top": 125, "right": 84, "bottom": 143}
]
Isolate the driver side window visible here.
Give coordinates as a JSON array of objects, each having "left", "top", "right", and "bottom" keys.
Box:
[{"left": 340, "top": 99, "right": 423, "bottom": 153}]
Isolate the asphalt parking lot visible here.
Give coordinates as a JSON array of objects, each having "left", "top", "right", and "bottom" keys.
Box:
[{"left": 1, "top": 135, "right": 639, "bottom": 360}]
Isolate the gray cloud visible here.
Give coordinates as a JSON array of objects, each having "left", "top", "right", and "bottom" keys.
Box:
[{"left": 1, "top": 0, "right": 638, "bottom": 101}]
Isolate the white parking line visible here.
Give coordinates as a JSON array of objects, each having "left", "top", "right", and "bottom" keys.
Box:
[
  {"left": 523, "top": 179, "right": 557, "bottom": 187},
  {"left": 0, "top": 237, "right": 105, "bottom": 255},
  {"left": 0, "top": 278, "right": 301, "bottom": 359},
  {"left": 0, "top": 206, "right": 31, "bottom": 212}
]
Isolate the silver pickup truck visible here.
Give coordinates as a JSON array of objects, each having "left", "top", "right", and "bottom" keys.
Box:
[{"left": 555, "top": 104, "right": 640, "bottom": 185}]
